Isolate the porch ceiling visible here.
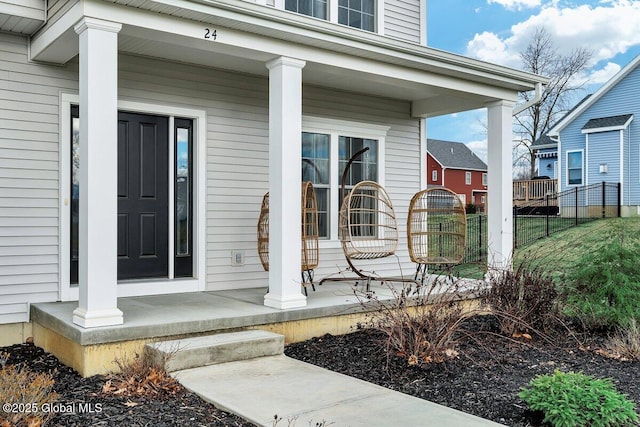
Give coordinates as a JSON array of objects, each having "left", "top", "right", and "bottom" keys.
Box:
[{"left": 29, "top": 0, "right": 549, "bottom": 117}]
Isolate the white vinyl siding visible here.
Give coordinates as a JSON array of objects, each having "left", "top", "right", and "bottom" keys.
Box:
[
  {"left": 0, "top": 32, "right": 420, "bottom": 321},
  {"left": 0, "top": 33, "right": 73, "bottom": 323},
  {"left": 117, "top": 54, "right": 419, "bottom": 289},
  {"left": 384, "top": 0, "right": 420, "bottom": 43}
]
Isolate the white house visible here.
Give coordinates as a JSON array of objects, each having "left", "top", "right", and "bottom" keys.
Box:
[{"left": 0, "top": 0, "right": 547, "bottom": 337}]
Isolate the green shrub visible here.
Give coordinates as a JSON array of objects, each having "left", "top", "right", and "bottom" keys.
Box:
[
  {"left": 482, "top": 260, "right": 560, "bottom": 336},
  {"left": 465, "top": 203, "right": 477, "bottom": 214},
  {"left": 519, "top": 370, "right": 639, "bottom": 427},
  {"left": 561, "top": 226, "right": 640, "bottom": 329}
]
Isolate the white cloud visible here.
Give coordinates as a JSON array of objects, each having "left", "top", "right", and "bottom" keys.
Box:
[
  {"left": 467, "top": 0, "right": 640, "bottom": 68},
  {"left": 585, "top": 61, "right": 622, "bottom": 84},
  {"left": 465, "top": 140, "right": 488, "bottom": 163},
  {"left": 487, "top": 0, "right": 541, "bottom": 10}
]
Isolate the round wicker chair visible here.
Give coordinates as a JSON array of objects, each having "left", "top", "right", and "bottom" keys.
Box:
[
  {"left": 257, "top": 192, "right": 270, "bottom": 272},
  {"left": 257, "top": 182, "right": 320, "bottom": 294},
  {"left": 339, "top": 180, "right": 398, "bottom": 261},
  {"left": 407, "top": 187, "right": 467, "bottom": 283}
]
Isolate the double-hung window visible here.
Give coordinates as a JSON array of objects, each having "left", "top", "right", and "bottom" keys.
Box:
[
  {"left": 285, "top": 0, "right": 327, "bottom": 19},
  {"left": 282, "top": 0, "right": 378, "bottom": 33},
  {"left": 301, "top": 117, "right": 388, "bottom": 241},
  {"left": 567, "top": 150, "right": 584, "bottom": 186},
  {"left": 465, "top": 171, "right": 472, "bottom": 185},
  {"left": 338, "top": 0, "right": 375, "bottom": 31},
  {"left": 482, "top": 173, "right": 487, "bottom": 186}
]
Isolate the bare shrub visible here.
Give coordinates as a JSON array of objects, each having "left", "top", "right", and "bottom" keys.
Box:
[
  {"left": 482, "top": 261, "right": 561, "bottom": 337},
  {"left": 104, "top": 348, "right": 181, "bottom": 397},
  {"left": 607, "top": 318, "right": 640, "bottom": 361},
  {"left": 358, "top": 274, "right": 479, "bottom": 365},
  {"left": 0, "top": 354, "right": 59, "bottom": 427}
]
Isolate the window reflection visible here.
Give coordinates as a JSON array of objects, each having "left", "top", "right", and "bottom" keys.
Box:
[
  {"left": 71, "top": 108, "right": 79, "bottom": 284},
  {"left": 176, "top": 127, "right": 190, "bottom": 256}
]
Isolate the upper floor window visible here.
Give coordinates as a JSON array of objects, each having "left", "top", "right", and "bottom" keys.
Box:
[
  {"left": 431, "top": 170, "right": 437, "bottom": 182},
  {"left": 482, "top": 172, "right": 487, "bottom": 186},
  {"left": 465, "top": 171, "right": 472, "bottom": 185},
  {"left": 285, "top": 0, "right": 327, "bottom": 19},
  {"left": 338, "top": 0, "right": 375, "bottom": 32},
  {"left": 567, "top": 150, "right": 584, "bottom": 186}
]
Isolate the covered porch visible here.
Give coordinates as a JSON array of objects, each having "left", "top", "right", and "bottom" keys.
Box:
[
  {"left": 26, "top": 0, "right": 547, "bottom": 337},
  {"left": 31, "top": 280, "right": 456, "bottom": 376}
]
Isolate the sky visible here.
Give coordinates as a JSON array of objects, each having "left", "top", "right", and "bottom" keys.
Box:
[{"left": 425, "top": 0, "right": 640, "bottom": 163}]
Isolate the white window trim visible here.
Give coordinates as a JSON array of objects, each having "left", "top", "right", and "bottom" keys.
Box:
[
  {"left": 431, "top": 169, "right": 437, "bottom": 182},
  {"left": 465, "top": 171, "right": 472, "bottom": 185},
  {"left": 302, "top": 115, "right": 388, "bottom": 248},
  {"left": 482, "top": 172, "right": 487, "bottom": 186},
  {"left": 59, "top": 93, "right": 207, "bottom": 301},
  {"left": 566, "top": 149, "right": 584, "bottom": 187}
]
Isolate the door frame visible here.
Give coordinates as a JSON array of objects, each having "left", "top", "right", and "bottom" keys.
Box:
[{"left": 59, "top": 93, "right": 207, "bottom": 301}]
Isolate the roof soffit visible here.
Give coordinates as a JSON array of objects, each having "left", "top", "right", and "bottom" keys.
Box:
[{"left": 100, "top": 0, "right": 546, "bottom": 91}]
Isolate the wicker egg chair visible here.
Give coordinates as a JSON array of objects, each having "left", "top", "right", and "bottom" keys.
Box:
[
  {"left": 257, "top": 192, "right": 270, "bottom": 272},
  {"left": 320, "top": 147, "right": 416, "bottom": 290},
  {"left": 256, "top": 182, "right": 320, "bottom": 294},
  {"left": 407, "top": 187, "right": 467, "bottom": 284},
  {"left": 339, "top": 180, "right": 398, "bottom": 261}
]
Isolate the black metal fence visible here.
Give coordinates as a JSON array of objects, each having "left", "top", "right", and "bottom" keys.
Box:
[
  {"left": 513, "top": 181, "right": 620, "bottom": 248},
  {"left": 464, "top": 214, "right": 486, "bottom": 263},
  {"left": 463, "top": 181, "right": 621, "bottom": 263}
]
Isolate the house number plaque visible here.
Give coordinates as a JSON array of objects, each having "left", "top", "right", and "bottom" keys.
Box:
[{"left": 204, "top": 29, "right": 217, "bottom": 40}]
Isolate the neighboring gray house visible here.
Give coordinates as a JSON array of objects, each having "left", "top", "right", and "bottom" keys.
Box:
[
  {"left": 0, "top": 0, "right": 545, "bottom": 342},
  {"left": 548, "top": 54, "right": 640, "bottom": 216}
]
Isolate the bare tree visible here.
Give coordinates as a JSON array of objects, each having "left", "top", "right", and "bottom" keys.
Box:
[{"left": 514, "top": 27, "right": 592, "bottom": 178}]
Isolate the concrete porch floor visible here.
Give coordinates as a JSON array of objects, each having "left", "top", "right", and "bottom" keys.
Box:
[{"left": 30, "top": 281, "right": 406, "bottom": 376}]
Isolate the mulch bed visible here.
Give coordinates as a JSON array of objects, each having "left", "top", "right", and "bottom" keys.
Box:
[
  {"left": 2, "top": 316, "right": 640, "bottom": 426},
  {"left": 285, "top": 316, "right": 640, "bottom": 427},
  {"left": 0, "top": 343, "right": 254, "bottom": 427}
]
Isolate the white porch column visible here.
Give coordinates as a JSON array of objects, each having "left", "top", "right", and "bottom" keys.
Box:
[
  {"left": 264, "top": 57, "right": 307, "bottom": 309},
  {"left": 72, "top": 17, "right": 123, "bottom": 328},
  {"left": 486, "top": 100, "right": 515, "bottom": 272}
]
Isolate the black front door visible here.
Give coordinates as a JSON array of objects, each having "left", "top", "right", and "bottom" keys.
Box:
[{"left": 117, "top": 112, "right": 169, "bottom": 279}]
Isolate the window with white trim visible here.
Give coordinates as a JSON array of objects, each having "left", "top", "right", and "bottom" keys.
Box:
[
  {"left": 338, "top": 0, "right": 375, "bottom": 31},
  {"left": 567, "top": 150, "right": 584, "bottom": 186},
  {"left": 280, "top": 0, "right": 379, "bottom": 33},
  {"left": 465, "top": 171, "right": 472, "bottom": 185},
  {"left": 431, "top": 170, "right": 437, "bottom": 182},
  {"left": 301, "top": 117, "right": 387, "bottom": 240},
  {"left": 285, "top": 0, "right": 327, "bottom": 19},
  {"left": 482, "top": 173, "right": 487, "bottom": 186}
]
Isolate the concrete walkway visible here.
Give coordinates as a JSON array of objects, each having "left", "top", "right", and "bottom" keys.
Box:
[{"left": 174, "top": 355, "right": 504, "bottom": 427}]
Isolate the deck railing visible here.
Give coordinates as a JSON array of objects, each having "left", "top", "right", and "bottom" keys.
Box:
[{"left": 513, "top": 179, "right": 557, "bottom": 205}]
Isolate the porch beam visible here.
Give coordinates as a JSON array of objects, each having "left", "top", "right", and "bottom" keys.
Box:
[
  {"left": 264, "top": 56, "right": 307, "bottom": 310},
  {"left": 486, "top": 100, "right": 515, "bottom": 272},
  {"left": 72, "top": 17, "right": 124, "bottom": 328}
]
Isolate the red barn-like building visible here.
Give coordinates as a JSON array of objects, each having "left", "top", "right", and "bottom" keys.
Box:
[{"left": 427, "top": 139, "right": 488, "bottom": 211}]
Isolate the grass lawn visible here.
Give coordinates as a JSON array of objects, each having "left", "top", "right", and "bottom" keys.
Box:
[
  {"left": 455, "top": 217, "right": 640, "bottom": 280},
  {"left": 516, "top": 217, "right": 640, "bottom": 274}
]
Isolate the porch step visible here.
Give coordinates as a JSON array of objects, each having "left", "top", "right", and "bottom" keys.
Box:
[{"left": 145, "top": 330, "right": 284, "bottom": 372}]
